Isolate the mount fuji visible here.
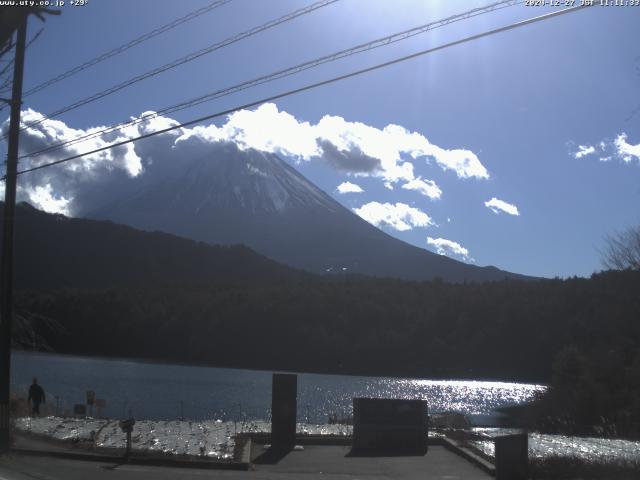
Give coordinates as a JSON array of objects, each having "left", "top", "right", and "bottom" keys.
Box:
[{"left": 89, "top": 142, "right": 525, "bottom": 282}]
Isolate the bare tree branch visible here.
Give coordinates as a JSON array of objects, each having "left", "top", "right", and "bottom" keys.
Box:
[{"left": 602, "top": 225, "right": 640, "bottom": 271}]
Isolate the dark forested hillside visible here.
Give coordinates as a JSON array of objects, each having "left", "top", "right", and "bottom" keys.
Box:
[
  {"left": 15, "top": 271, "right": 640, "bottom": 385},
  {"left": 7, "top": 201, "right": 639, "bottom": 384},
  {"left": 2, "top": 202, "right": 305, "bottom": 290}
]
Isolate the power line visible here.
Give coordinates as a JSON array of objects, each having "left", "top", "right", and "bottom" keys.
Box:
[
  {"left": 23, "top": 0, "right": 233, "bottom": 100},
  {"left": 7, "top": 3, "right": 594, "bottom": 180},
  {"left": 19, "top": 0, "right": 521, "bottom": 161},
  {"left": 5, "top": 0, "right": 340, "bottom": 139},
  {"left": 0, "top": 28, "right": 43, "bottom": 95},
  {"left": 0, "top": 1, "right": 231, "bottom": 110}
]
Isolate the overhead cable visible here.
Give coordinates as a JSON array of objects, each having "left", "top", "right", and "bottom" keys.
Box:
[
  {"left": 4, "top": 0, "right": 340, "bottom": 138},
  {"left": 7, "top": 3, "right": 594, "bottom": 180},
  {"left": 20, "top": 0, "right": 521, "bottom": 161},
  {"left": 22, "top": 0, "right": 233, "bottom": 99}
]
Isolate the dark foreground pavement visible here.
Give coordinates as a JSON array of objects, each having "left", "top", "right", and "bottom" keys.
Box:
[{"left": 0, "top": 445, "right": 492, "bottom": 479}]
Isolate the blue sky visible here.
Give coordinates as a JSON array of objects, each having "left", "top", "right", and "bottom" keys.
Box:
[{"left": 4, "top": 0, "right": 640, "bottom": 278}]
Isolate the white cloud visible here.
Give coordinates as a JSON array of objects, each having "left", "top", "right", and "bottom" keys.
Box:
[
  {"left": 2, "top": 108, "right": 187, "bottom": 216},
  {"left": 484, "top": 197, "right": 520, "bottom": 216},
  {"left": 180, "top": 103, "right": 488, "bottom": 183},
  {"left": 380, "top": 123, "right": 489, "bottom": 180},
  {"left": 401, "top": 177, "right": 442, "bottom": 200},
  {"left": 15, "top": 108, "right": 146, "bottom": 177},
  {"left": 614, "top": 133, "right": 640, "bottom": 163},
  {"left": 213, "top": 103, "right": 320, "bottom": 159},
  {"left": 570, "top": 134, "right": 640, "bottom": 166},
  {"left": 22, "top": 184, "right": 71, "bottom": 215},
  {"left": 427, "top": 236, "right": 470, "bottom": 261},
  {"left": 354, "top": 202, "right": 433, "bottom": 231},
  {"left": 574, "top": 144, "right": 595, "bottom": 159},
  {"left": 3, "top": 104, "right": 489, "bottom": 215},
  {"left": 336, "top": 181, "right": 364, "bottom": 194}
]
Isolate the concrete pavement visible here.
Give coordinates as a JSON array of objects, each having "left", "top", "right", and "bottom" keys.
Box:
[{"left": 0, "top": 445, "right": 492, "bottom": 480}]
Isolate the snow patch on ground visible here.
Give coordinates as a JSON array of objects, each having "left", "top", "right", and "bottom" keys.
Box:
[
  {"left": 17, "top": 417, "right": 640, "bottom": 467},
  {"left": 14, "top": 417, "right": 352, "bottom": 459},
  {"left": 471, "top": 428, "right": 640, "bottom": 468}
]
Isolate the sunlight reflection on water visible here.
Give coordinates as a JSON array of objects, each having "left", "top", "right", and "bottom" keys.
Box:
[
  {"left": 12, "top": 351, "right": 544, "bottom": 422},
  {"left": 296, "top": 376, "right": 545, "bottom": 423}
]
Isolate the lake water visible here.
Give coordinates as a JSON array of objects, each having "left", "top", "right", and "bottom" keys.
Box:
[{"left": 11, "top": 351, "right": 544, "bottom": 424}]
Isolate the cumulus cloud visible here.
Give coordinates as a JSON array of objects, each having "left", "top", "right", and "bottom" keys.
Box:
[
  {"left": 336, "top": 181, "right": 364, "bottom": 194},
  {"left": 3, "top": 104, "right": 488, "bottom": 215},
  {"left": 354, "top": 201, "right": 433, "bottom": 231},
  {"left": 201, "top": 103, "right": 320, "bottom": 159},
  {"left": 571, "top": 133, "right": 640, "bottom": 166},
  {"left": 614, "top": 133, "right": 640, "bottom": 163},
  {"left": 22, "top": 184, "right": 71, "bottom": 215},
  {"left": 175, "top": 103, "right": 488, "bottom": 183},
  {"left": 401, "top": 177, "right": 442, "bottom": 200},
  {"left": 4, "top": 109, "right": 187, "bottom": 216},
  {"left": 13, "top": 108, "right": 148, "bottom": 177},
  {"left": 427, "top": 236, "right": 470, "bottom": 261},
  {"left": 574, "top": 144, "right": 595, "bottom": 159},
  {"left": 485, "top": 197, "right": 520, "bottom": 216}
]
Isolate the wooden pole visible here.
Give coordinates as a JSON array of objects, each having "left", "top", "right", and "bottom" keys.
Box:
[{"left": 0, "top": 17, "right": 28, "bottom": 452}]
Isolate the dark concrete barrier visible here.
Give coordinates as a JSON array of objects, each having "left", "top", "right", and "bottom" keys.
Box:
[
  {"left": 495, "top": 433, "right": 528, "bottom": 480},
  {"left": 353, "top": 398, "right": 427, "bottom": 453},
  {"left": 271, "top": 373, "right": 297, "bottom": 448}
]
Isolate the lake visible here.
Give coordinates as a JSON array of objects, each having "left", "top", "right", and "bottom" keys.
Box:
[{"left": 11, "top": 351, "right": 544, "bottom": 424}]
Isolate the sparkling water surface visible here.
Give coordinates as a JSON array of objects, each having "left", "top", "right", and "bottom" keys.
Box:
[
  {"left": 11, "top": 352, "right": 640, "bottom": 465},
  {"left": 11, "top": 351, "right": 544, "bottom": 422}
]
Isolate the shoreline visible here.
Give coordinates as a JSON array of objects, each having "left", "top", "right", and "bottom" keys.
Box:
[{"left": 11, "top": 349, "right": 549, "bottom": 386}]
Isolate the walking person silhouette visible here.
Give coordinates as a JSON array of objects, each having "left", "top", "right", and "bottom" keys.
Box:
[{"left": 28, "top": 377, "right": 45, "bottom": 416}]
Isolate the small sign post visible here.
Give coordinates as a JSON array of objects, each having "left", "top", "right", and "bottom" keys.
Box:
[{"left": 119, "top": 418, "right": 136, "bottom": 461}]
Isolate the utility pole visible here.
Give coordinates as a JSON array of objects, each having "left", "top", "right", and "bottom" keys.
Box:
[{"left": 0, "top": 17, "right": 28, "bottom": 452}]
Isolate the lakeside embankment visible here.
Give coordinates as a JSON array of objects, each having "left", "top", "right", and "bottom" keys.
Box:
[{"left": 12, "top": 415, "right": 640, "bottom": 477}]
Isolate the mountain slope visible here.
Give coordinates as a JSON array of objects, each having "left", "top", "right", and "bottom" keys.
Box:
[
  {"left": 90, "top": 143, "right": 526, "bottom": 282},
  {"left": 1, "top": 202, "right": 303, "bottom": 290}
]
